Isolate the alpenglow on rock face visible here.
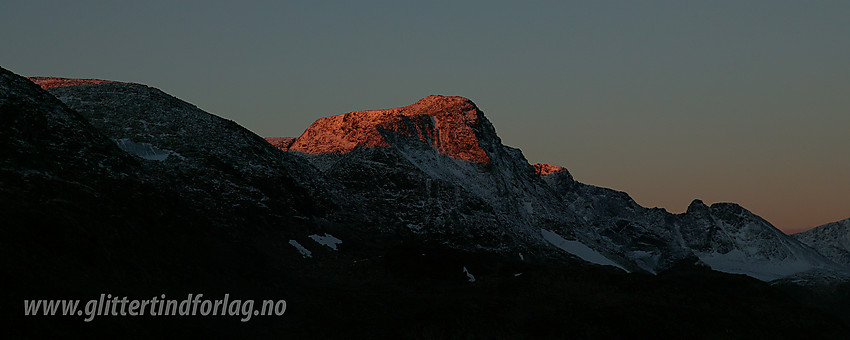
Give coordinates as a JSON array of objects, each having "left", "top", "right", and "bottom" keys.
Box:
[
  {"left": 289, "top": 95, "right": 495, "bottom": 164},
  {"left": 266, "top": 137, "right": 296, "bottom": 151},
  {"left": 533, "top": 163, "right": 571, "bottom": 176},
  {"left": 28, "top": 76, "right": 139, "bottom": 89}
]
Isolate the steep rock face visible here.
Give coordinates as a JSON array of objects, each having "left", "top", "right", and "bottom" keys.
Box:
[
  {"left": 795, "top": 219, "right": 850, "bottom": 266},
  {"left": 290, "top": 95, "right": 494, "bottom": 164}
]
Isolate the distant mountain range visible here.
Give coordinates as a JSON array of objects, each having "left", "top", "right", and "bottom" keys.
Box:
[{"left": 4, "top": 66, "right": 849, "bottom": 337}]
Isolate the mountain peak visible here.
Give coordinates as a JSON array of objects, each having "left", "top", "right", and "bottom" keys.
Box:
[
  {"left": 288, "top": 95, "right": 494, "bottom": 164},
  {"left": 28, "top": 77, "right": 140, "bottom": 89},
  {"left": 686, "top": 199, "right": 709, "bottom": 213}
]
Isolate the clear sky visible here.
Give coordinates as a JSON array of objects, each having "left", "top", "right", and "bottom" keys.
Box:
[{"left": 2, "top": 1, "right": 847, "bottom": 233}]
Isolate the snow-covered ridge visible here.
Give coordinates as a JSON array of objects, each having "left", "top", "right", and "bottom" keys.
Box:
[{"left": 794, "top": 218, "right": 850, "bottom": 266}]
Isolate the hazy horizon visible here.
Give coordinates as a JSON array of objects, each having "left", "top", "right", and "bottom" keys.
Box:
[{"left": 2, "top": 1, "right": 847, "bottom": 233}]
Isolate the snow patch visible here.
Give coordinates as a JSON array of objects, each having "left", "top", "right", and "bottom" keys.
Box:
[
  {"left": 289, "top": 240, "right": 312, "bottom": 258},
  {"left": 627, "top": 250, "right": 660, "bottom": 274},
  {"left": 114, "top": 138, "right": 173, "bottom": 161},
  {"left": 308, "top": 233, "right": 342, "bottom": 250},
  {"left": 462, "top": 266, "right": 476, "bottom": 282},
  {"left": 698, "top": 249, "right": 818, "bottom": 281},
  {"left": 541, "top": 229, "right": 626, "bottom": 271}
]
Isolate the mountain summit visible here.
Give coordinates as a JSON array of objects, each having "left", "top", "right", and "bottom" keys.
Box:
[{"left": 289, "top": 95, "right": 495, "bottom": 164}]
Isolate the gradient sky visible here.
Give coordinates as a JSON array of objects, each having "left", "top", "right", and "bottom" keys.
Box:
[{"left": 2, "top": 1, "right": 847, "bottom": 233}]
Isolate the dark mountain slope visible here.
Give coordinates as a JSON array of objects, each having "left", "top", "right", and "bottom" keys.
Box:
[
  {"left": 38, "top": 80, "right": 331, "bottom": 228},
  {"left": 1, "top": 68, "right": 320, "bottom": 337}
]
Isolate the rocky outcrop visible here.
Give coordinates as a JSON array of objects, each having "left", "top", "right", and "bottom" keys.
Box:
[{"left": 533, "top": 163, "right": 570, "bottom": 176}]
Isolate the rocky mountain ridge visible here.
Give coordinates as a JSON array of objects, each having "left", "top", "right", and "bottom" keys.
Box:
[
  {"left": 20, "top": 74, "right": 848, "bottom": 281},
  {"left": 257, "top": 92, "right": 844, "bottom": 281}
]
